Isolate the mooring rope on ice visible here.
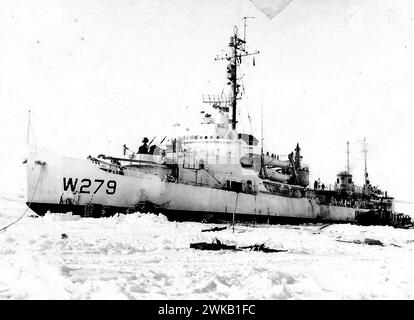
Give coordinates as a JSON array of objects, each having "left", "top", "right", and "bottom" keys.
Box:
[{"left": 0, "top": 172, "right": 41, "bottom": 233}]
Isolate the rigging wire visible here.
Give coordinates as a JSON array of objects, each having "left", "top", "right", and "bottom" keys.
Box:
[
  {"left": 0, "top": 170, "right": 41, "bottom": 233},
  {"left": 0, "top": 109, "right": 41, "bottom": 233}
]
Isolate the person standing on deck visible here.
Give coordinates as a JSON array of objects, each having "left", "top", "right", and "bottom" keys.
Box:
[{"left": 138, "top": 137, "right": 149, "bottom": 154}]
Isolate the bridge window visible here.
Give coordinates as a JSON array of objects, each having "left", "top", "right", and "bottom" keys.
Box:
[{"left": 238, "top": 133, "right": 259, "bottom": 146}]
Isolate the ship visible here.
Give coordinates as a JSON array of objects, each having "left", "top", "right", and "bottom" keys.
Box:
[{"left": 26, "top": 23, "right": 412, "bottom": 228}]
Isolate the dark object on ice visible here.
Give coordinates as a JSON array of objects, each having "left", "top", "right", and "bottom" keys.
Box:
[
  {"left": 190, "top": 239, "right": 287, "bottom": 252},
  {"left": 312, "top": 224, "right": 330, "bottom": 234},
  {"left": 61, "top": 233, "right": 68, "bottom": 239},
  {"left": 201, "top": 226, "right": 227, "bottom": 232},
  {"left": 336, "top": 238, "right": 384, "bottom": 246},
  {"left": 336, "top": 239, "right": 359, "bottom": 244},
  {"left": 390, "top": 243, "right": 402, "bottom": 248},
  {"left": 363, "top": 238, "right": 383, "bottom": 246},
  {"left": 318, "top": 224, "right": 330, "bottom": 230},
  {"left": 239, "top": 243, "right": 288, "bottom": 253},
  {"left": 190, "top": 238, "right": 237, "bottom": 251}
]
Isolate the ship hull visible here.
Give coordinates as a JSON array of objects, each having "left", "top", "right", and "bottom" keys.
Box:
[{"left": 26, "top": 147, "right": 357, "bottom": 224}]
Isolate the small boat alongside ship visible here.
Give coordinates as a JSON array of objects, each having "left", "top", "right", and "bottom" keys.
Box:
[{"left": 26, "top": 23, "right": 412, "bottom": 228}]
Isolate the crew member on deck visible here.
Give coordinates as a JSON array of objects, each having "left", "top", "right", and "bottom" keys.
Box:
[{"left": 138, "top": 137, "right": 149, "bottom": 154}]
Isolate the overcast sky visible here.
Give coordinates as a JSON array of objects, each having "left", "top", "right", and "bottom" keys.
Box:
[{"left": 1, "top": 0, "right": 413, "bottom": 211}]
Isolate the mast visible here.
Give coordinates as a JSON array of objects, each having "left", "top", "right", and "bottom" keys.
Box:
[
  {"left": 346, "top": 140, "right": 350, "bottom": 174},
  {"left": 214, "top": 22, "right": 259, "bottom": 131},
  {"left": 259, "top": 99, "right": 268, "bottom": 178},
  {"left": 363, "top": 137, "right": 368, "bottom": 187},
  {"left": 231, "top": 28, "right": 238, "bottom": 130},
  {"left": 261, "top": 99, "right": 264, "bottom": 152}
]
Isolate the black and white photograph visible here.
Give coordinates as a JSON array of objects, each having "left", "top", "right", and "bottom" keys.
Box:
[{"left": 1, "top": 0, "right": 414, "bottom": 304}]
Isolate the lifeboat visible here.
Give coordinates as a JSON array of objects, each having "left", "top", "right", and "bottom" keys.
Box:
[
  {"left": 268, "top": 169, "right": 290, "bottom": 183},
  {"left": 240, "top": 153, "right": 290, "bottom": 169}
]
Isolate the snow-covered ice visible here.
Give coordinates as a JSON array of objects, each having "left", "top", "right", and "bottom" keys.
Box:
[{"left": 1, "top": 190, "right": 414, "bottom": 300}]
